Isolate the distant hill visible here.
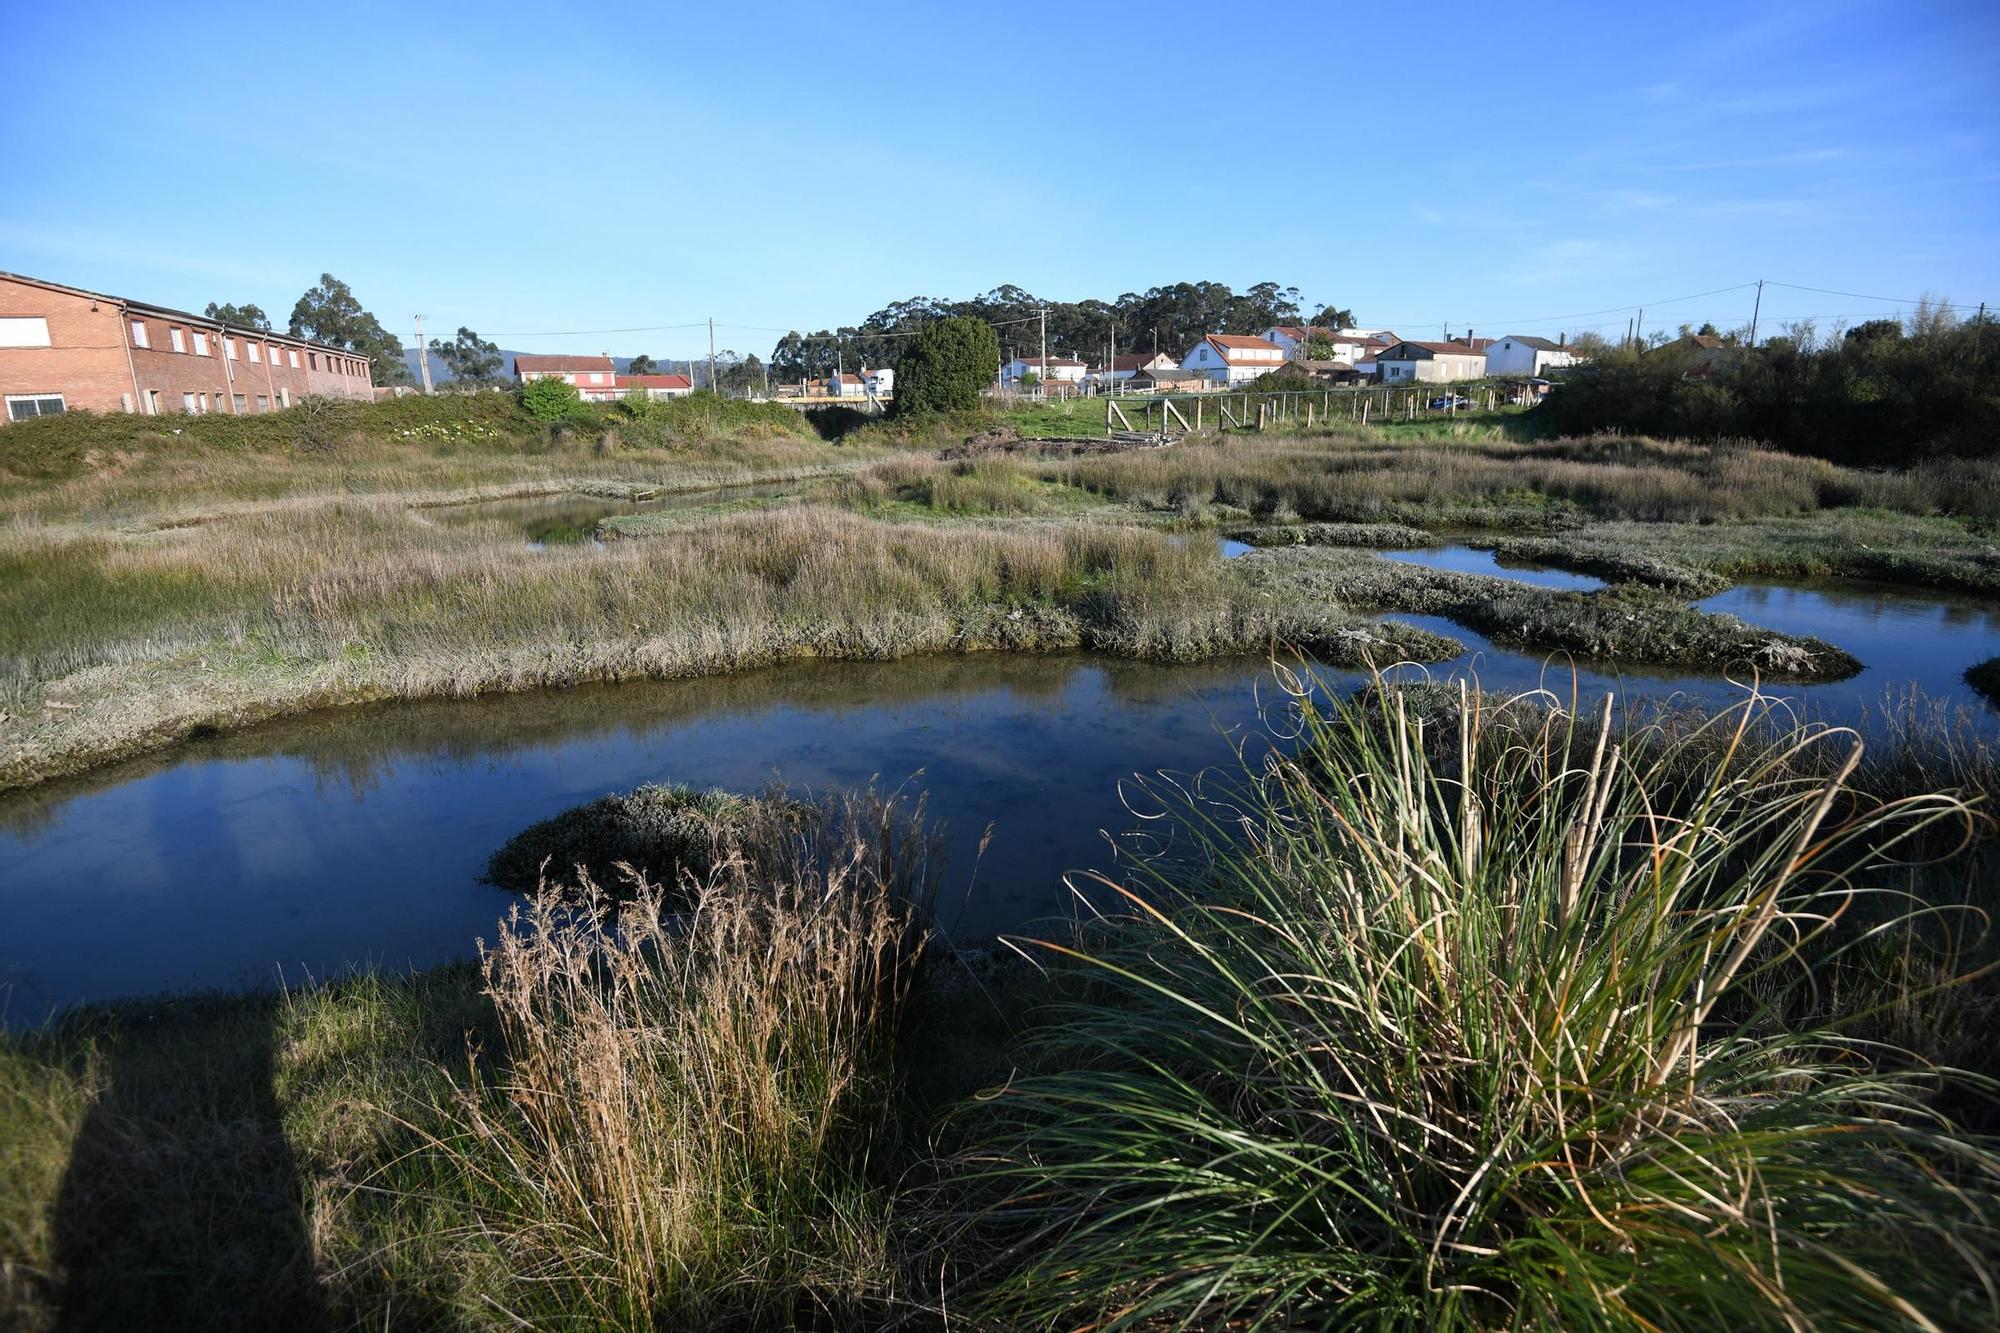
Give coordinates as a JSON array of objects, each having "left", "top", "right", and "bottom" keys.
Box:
[{"left": 401, "top": 349, "right": 697, "bottom": 384}]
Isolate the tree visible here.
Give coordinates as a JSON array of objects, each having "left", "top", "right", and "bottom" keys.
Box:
[
  {"left": 895, "top": 316, "right": 998, "bottom": 417},
  {"left": 1305, "top": 335, "right": 1337, "bottom": 360},
  {"left": 205, "top": 302, "right": 271, "bottom": 331},
  {"left": 288, "top": 273, "right": 412, "bottom": 386},
  {"left": 628, "top": 354, "right": 658, "bottom": 376},
  {"left": 1310, "top": 304, "right": 1358, "bottom": 331},
  {"left": 429, "top": 326, "right": 502, "bottom": 385}
]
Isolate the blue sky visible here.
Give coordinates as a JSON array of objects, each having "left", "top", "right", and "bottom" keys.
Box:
[{"left": 2, "top": 1, "right": 1995, "bottom": 360}]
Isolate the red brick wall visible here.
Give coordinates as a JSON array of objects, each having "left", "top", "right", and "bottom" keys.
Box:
[
  {"left": 0, "top": 278, "right": 133, "bottom": 414},
  {"left": 1, "top": 272, "right": 375, "bottom": 421}
]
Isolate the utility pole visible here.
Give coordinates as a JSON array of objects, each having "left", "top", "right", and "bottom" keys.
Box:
[
  {"left": 1039, "top": 304, "right": 1048, "bottom": 388},
  {"left": 413, "top": 315, "right": 433, "bottom": 394},
  {"left": 1747, "top": 279, "right": 1764, "bottom": 346},
  {"left": 1634, "top": 307, "right": 1644, "bottom": 348},
  {"left": 1625, "top": 317, "right": 1633, "bottom": 350},
  {"left": 708, "top": 318, "right": 717, "bottom": 397}
]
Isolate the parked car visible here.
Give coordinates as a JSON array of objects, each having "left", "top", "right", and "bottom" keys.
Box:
[{"left": 1429, "top": 394, "right": 1472, "bottom": 410}]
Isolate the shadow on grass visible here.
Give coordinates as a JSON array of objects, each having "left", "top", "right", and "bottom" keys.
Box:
[{"left": 47, "top": 997, "right": 324, "bottom": 1332}]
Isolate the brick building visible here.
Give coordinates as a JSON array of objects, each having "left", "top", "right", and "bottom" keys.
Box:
[{"left": 0, "top": 270, "right": 375, "bottom": 423}]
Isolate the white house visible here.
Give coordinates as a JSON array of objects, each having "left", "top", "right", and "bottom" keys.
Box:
[
  {"left": 1087, "top": 352, "right": 1177, "bottom": 390},
  {"left": 1374, "top": 340, "right": 1488, "bottom": 384},
  {"left": 829, "top": 372, "right": 869, "bottom": 398},
  {"left": 1483, "top": 335, "right": 1579, "bottom": 377},
  {"left": 1181, "top": 334, "right": 1288, "bottom": 384},
  {"left": 614, "top": 373, "right": 694, "bottom": 400},
  {"left": 1259, "top": 325, "right": 1339, "bottom": 359},
  {"left": 1002, "top": 354, "right": 1088, "bottom": 388}
]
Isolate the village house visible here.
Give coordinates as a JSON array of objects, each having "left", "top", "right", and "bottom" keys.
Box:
[
  {"left": 1087, "top": 351, "right": 1178, "bottom": 391},
  {"left": 615, "top": 373, "right": 694, "bottom": 400},
  {"left": 1182, "top": 333, "right": 1287, "bottom": 384},
  {"left": 1484, "top": 335, "right": 1579, "bottom": 377},
  {"left": 0, "top": 269, "right": 374, "bottom": 421},
  {"left": 514, "top": 353, "right": 621, "bottom": 401},
  {"left": 1375, "top": 340, "right": 1488, "bottom": 384},
  {"left": 829, "top": 372, "right": 870, "bottom": 398},
  {"left": 1002, "top": 354, "right": 1088, "bottom": 388},
  {"left": 1128, "top": 364, "right": 1209, "bottom": 392},
  {"left": 1259, "top": 325, "right": 1339, "bottom": 359}
]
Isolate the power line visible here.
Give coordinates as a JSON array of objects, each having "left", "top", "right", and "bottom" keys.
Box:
[{"left": 1763, "top": 281, "right": 1986, "bottom": 311}]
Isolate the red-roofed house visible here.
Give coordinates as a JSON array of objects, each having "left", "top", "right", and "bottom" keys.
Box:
[
  {"left": 1181, "top": 333, "right": 1288, "bottom": 384},
  {"left": 616, "top": 373, "right": 694, "bottom": 400},
  {"left": 514, "top": 353, "right": 620, "bottom": 401}
]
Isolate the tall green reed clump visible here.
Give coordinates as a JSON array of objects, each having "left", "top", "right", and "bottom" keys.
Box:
[
  {"left": 955, "top": 673, "right": 1999, "bottom": 1330},
  {"left": 393, "top": 792, "right": 938, "bottom": 1330}
]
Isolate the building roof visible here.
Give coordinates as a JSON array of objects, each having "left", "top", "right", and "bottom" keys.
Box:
[
  {"left": 1134, "top": 365, "right": 1205, "bottom": 381},
  {"left": 1206, "top": 333, "right": 1282, "bottom": 351},
  {"left": 1382, "top": 340, "right": 1489, "bottom": 359},
  {"left": 1449, "top": 337, "right": 1496, "bottom": 352},
  {"left": 832, "top": 373, "right": 864, "bottom": 385},
  {"left": 615, "top": 373, "right": 693, "bottom": 389},
  {"left": 1266, "top": 324, "right": 1339, "bottom": 342},
  {"left": 1504, "top": 335, "right": 1563, "bottom": 351},
  {"left": 1101, "top": 352, "right": 1170, "bottom": 372},
  {"left": 0, "top": 268, "right": 363, "bottom": 358},
  {"left": 515, "top": 354, "right": 616, "bottom": 374},
  {"left": 1011, "top": 354, "right": 1087, "bottom": 368}
]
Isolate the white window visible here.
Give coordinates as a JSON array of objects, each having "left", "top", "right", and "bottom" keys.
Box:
[
  {"left": 255, "top": 395, "right": 268, "bottom": 411},
  {"left": 129, "top": 320, "right": 149, "bottom": 348},
  {"left": 7, "top": 393, "right": 65, "bottom": 420},
  {"left": 589, "top": 372, "right": 606, "bottom": 384},
  {"left": 0, "top": 316, "right": 51, "bottom": 347},
  {"left": 247, "top": 342, "right": 261, "bottom": 363},
  {"left": 170, "top": 327, "right": 187, "bottom": 353},
  {"left": 278, "top": 388, "right": 290, "bottom": 408},
  {"left": 233, "top": 394, "right": 246, "bottom": 413},
  {"left": 193, "top": 331, "right": 210, "bottom": 355},
  {"left": 183, "top": 391, "right": 199, "bottom": 413},
  {"left": 146, "top": 389, "right": 162, "bottom": 414},
  {"left": 224, "top": 337, "right": 237, "bottom": 360},
  {"left": 288, "top": 349, "right": 300, "bottom": 368}
]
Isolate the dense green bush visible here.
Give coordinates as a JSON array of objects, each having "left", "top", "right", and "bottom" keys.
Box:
[
  {"left": 1536, "top": 318, "right": 2000, "bottom": 465},
  {"left": 894, "top": 316, "right": 999, "bottom": 418},
  {"left": 519, "top": 375, "right": 584, "bottom": 422}
]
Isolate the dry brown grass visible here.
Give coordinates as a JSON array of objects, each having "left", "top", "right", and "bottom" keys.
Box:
[{"left": 403, "top": 792, "right": 936, "bottom": 1327}]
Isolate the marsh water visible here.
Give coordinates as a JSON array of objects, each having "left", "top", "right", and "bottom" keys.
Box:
[{"left": 4, "top": 548, "right": 1999, "bottom": 1019}]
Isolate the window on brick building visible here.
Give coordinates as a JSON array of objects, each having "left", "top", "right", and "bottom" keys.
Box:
[
  {"left": 0, "top": 317, "right": 51, "bottom": 347},
  {"left": 288, "top": 349, "right": 300, "bottom": 368},
  {"left": 183, "top": 392, "right": 199, "bottom": 413},
  {"left": 146, "top": 390, "right": 162, "bottom": 414},
  {"left": 192, "top": 332, "right": 210, "bottom": 355},
  {"left": 224, "top": 337, "right": 237, "bottom": 360},
  {"left": 247, "top": 342, "right": 261, "bottom": 363},
  {"left": 308, "top": 352, "right": 318, "bottom": 370},
  {"left": 233, "top": 394, "right": 246, "bottom": 413},
  {"left": 129, "top": 320, "right": 149, "bottom": 348},
  {"left": 255, "top": 395, "right": 268, "bottom": 412},
  {"left": 170, "top": 327, "right": 187, "bottom": 353},
  {"left": 7, "top": 393, "right": 66, "bottom": 421}
]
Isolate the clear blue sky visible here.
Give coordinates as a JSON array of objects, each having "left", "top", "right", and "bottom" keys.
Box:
[{"left": 3, "top": 1, "right": 1995, "bottom": 360}]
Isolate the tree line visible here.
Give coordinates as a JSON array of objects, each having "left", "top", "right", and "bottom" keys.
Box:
[
  {"left": 1535, "top": 301, "right": 1998, "bottom": 464},
  {"left": 764, "top": 281, "right": 1354, "bottom": 382}
]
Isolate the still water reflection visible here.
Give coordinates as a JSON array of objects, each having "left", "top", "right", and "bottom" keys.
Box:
[{"left": 5, "top": 564, "right": 1998, "bottom": 1019}]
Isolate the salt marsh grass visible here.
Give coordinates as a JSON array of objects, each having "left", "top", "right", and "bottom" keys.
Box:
[{"left": 952, "top": 674, "right": 2000, "bottom": 1329}]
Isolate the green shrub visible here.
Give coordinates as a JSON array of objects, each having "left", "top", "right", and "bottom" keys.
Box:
[
  {"left": 519, "top": 375, "right": 583, "bottom": 422},
  {"left": 894, "top": 316, "right": 999, "bottom": 418}
]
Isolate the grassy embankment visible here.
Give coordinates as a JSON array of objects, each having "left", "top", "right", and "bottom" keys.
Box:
[{"left": 5, "top": 676, "right": 1997, "bottom": 1330}]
